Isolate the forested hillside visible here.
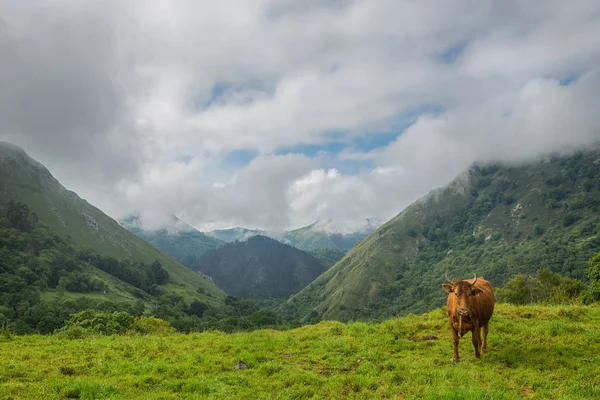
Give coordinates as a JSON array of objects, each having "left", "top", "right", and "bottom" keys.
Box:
[
  {"left": 189, "top": 236, "right": 326, "bottom": 299},
  {"left": 0, "top": 142, "right": 221, "bottom": 304},
  {"left": 0, "top": 201, "right": 174, "bottom": 333},
  {"left": 0, "top": 143, "right": 230, "bottom": 334},
  {"left": 281, "top": 148, "right": 600, "bottom": 322},
  {"left": 0, "top": 200, "right": 286, "bottom": 334}
]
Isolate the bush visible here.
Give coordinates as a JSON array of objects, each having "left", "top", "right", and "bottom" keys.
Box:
[
  {"left": 1, "top": 321, "right": 13, "bottom": 342},
  {"left": 58, "top": 325, "right": 91, "bottom": 340},
  {"left": 585, "top": 252, "right": 600, "bottom": 303},
  {"left": 496, "top": 274, "right": 529, "bottom": 305},
  {"left": 131, "top": 316, "right": 176, "bottom": 335},
  {"left": 63, "top": 310, "right": 134, "bottom": 335},
  {"left": 562, "top": 214, "right": 578, "bottom": 227},
  {"left": 497, "top": 268, "right": 585, "bottom": 305}
]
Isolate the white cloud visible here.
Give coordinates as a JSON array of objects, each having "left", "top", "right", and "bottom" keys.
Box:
[{"left": 0, "top": 0, "right": 599, "bottom": 232}]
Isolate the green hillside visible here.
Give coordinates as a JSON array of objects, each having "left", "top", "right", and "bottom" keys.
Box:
[
  {"left": 189, "top": 235, "right": 326, "bottom": 299},
  {"left": 2, "top": 303, "right": 599, "bottom": 399},
  {"left": 120, "top": 215, "right": 224, "bottom": 264},
  {"left": 308, "top": 247, "right": 347, "bottom": 269},
  {"left": 281, "top": 148, "right": 600, "bottom": 322},
  {"left": 0, "top": 143, "right": 225, "bottom": 306}
]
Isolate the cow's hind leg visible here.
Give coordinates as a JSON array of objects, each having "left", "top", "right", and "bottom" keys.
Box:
[
  {"left": 482, "top": 322, "right": 489, "bottom": 353},
  {"left": 472, "top": 325, "right": 482, "bottom": 359}
]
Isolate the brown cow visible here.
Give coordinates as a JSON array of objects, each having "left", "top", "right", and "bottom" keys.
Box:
[{"left": 442, "top": 273, "right": 495, "bottom": 362}]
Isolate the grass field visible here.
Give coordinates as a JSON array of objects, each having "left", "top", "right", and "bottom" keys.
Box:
[{"left": 1, "top": 303, "right": 599, "bottom": 399}]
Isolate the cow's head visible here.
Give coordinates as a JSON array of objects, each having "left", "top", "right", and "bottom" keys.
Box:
[{"left": 442, "top": 273, "right": 483, "bottom": 317}]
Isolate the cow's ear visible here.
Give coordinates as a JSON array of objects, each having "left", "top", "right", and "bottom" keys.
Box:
[
  {"left": 442, "top": 284, "right": 454, "bottom": 294},
  {"left": 470, "top": 288, "right": 483, "bottom": 296}
]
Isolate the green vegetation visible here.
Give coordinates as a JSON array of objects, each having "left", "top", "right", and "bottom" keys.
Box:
[
  {"left": 0, "top": 142, "right": 222, "bottom": 305},
  {"left": 496, "top": 267, "right": 586, "bottom": 305},
  {"left": 586, "top": 252, "right": 600, "bottom": 302},
  {"left": 1, "top": 303, "right": 599, "bottom": 399},
  {"left": 0, "top": 204, "right": 282, "bottom": 334},
  {"left": 282, "top": 149, "right": 600, "bottom": 322},
  {"left": 188, "top": 236, "right": 326, "bottom": 299},
  {"left": 0, "top": 200, "right": 263, "bottom": 334},
  {"left": 308, "top": 247, "right": 347, "bottom": 269},
  {"left": 0, "top": 200, "right": 153, "bottom": 333}
]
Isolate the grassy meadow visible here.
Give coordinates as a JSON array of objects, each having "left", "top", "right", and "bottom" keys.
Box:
[{"left": 1, "top": 303, "right": 599, "bottom": 399}]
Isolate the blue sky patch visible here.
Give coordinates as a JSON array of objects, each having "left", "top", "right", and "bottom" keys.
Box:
[
  {"left": 275, "top": 140, "right": 347, "bottom": 158},
  {"left": 196, "top": 80, "right": 276, "bottom": 110},
  {"left": 350, "top": 132, "right": 398, "bottom": 153},
  {"left": 222, "top": 149, "right": 258, "bottom": 170},
  {"left": 176, "top": 155, "right": 194, "bottom": 164},
  {"left": 436, "top": 40, "right": 469, "bottom": 64},
  {"left": 272, "top": 105, "right": 445, "bottom": 173},
  {"left": 559, "top": 73, "right": 580, "bottom": 86}
]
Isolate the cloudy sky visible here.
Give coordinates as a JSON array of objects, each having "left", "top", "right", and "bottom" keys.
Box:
[{"left": 1, "top": 0, "right": 600, "bottom": 232}]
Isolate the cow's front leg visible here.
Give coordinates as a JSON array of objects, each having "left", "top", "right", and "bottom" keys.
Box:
[
  {"left": 472, "top": 323, "right": 481, "bottom": 359},
  {"left": 450, "top": 320, "right": 460, "bottom": 363}
]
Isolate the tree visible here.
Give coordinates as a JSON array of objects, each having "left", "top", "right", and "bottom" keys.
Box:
[
  {"left": 188, "top": 300, "right": 208, "bottom": 317},
  {"left": 497, "top": 268, "right": 585, "bottom": 305},
  {"left": 149, "top": 260, "right": 169, "bottom": 285},
  {"left": 496, "top": 273, "right": 529, "bottom": 305},
  {"left": 585, "top": 252, "right": 600, "bottom": 302},
  {"left": 6, "top": 200, "right": 32, "bottom": 232}
]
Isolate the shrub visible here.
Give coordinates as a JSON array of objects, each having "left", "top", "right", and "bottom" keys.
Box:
[
  {"left": 497, "top": 268, "right": 585, "bottom": 305},
  {"left": 131, "top": 316, "right": 176, "bottom": 335},
  {"left": 63, "top": 310, "right": 134, "bottom": 335},
  {"left": 585, "top": 252, "right": 600, "bottom": 303},
  {"left": 59, "top": 325, "right": 91, "bottom": 340},
  {"left": 496, "top": 274, "right": 529, "bottom": 305},
  {"left": 1, "top": 321, "right": 13, "bottom": 341}
]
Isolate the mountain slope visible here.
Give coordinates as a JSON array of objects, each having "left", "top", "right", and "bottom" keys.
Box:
[
  {"left": 281, "top": 148, "right": 600, "bottom": 322},
  {"left": 189, "top": 235, "right": 326, "bottom": 299},
  {"left": 120, "top": 215, "right": 224, "bottom": 264},
  {"left": 0, "top": 142, "right": 225, "bottom": 304}
]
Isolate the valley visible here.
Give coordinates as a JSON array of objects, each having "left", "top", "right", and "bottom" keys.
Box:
[
  {"left": 4, "top": 142, "right": 600, "bottom": 335},
  {"left": 3, "top": 3, "right": 599, "bottom": 399}
]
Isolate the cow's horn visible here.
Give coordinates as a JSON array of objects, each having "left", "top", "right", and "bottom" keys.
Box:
[
  {"left": 472, "top": 273, "right": 478, "bottom": 286},
  {"left": 445, "top": 273, "right": 453, "bottom": 284}
]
